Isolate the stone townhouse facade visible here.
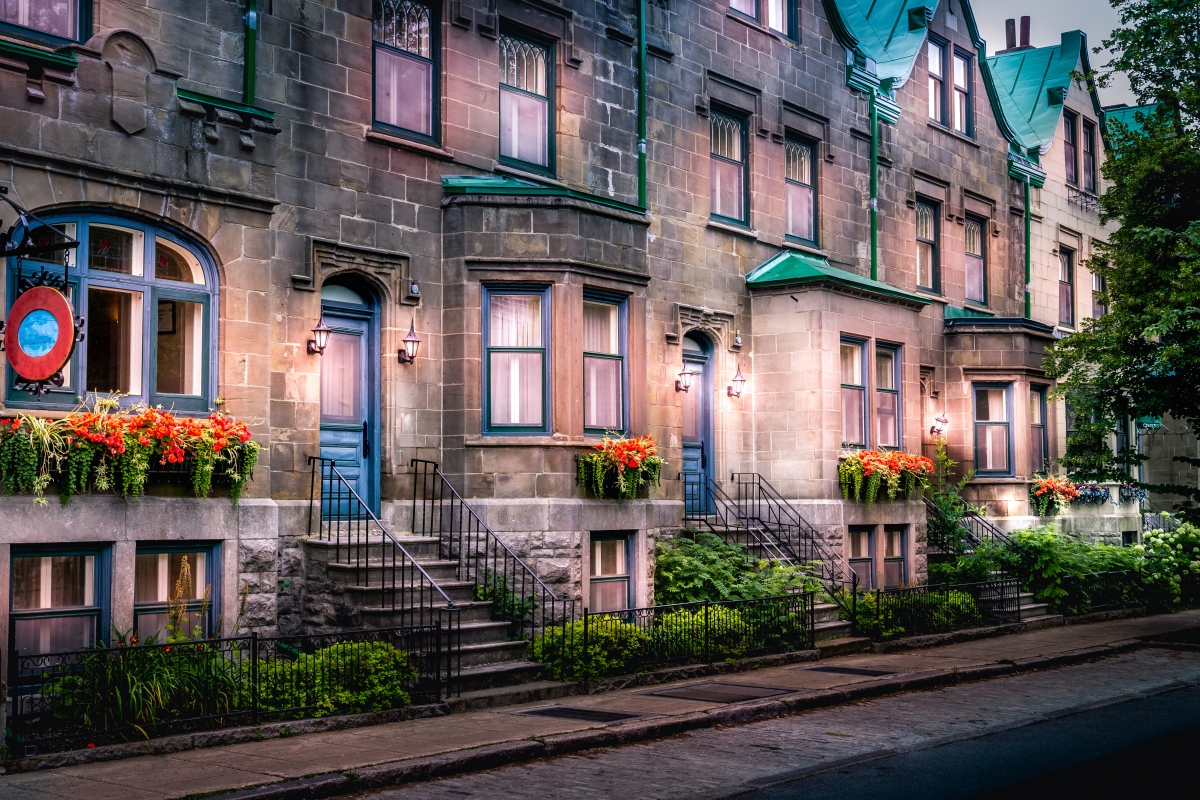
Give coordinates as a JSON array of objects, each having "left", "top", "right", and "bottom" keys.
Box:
[{"left": 0, "top": 0, "right": 1149, "bottom": 668}]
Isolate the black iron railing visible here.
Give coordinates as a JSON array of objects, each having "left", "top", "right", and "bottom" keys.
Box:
[
  {"left": 1057, "top": 570, "right": 1144, "bottom": 615},
  {"left": 924, "top": 496, "right": 1012, "bottom": 554},
  {"left": 6, "top": 625, "right": 450, "bottom": 756},
  {"left": 1143, "top": 511, "right": 1182, "bottom": 533},
  {"left": 688, "top": 472, "right": 859, "bottom": 622},
  {"left": 409, "top": 459, "right": 577, "bottom": 676},
  {"left": 868, "top": 578, "right": 1021, "bottom": 640},
  {"left": 534, "top": 594, "right": 816, "bottom": 682}
]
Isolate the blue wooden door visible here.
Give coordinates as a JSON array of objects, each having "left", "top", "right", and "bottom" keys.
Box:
[
  {"left": 681, "top": 337, "right": 713, "bottom": 515},
  {"left": 319, "top": 311, "right": 377, "bottom": 515}
]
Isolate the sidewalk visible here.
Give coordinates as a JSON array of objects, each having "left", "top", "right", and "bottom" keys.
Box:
[{"left": 4, "top": 610, "right": 1200, "bottom": 800}]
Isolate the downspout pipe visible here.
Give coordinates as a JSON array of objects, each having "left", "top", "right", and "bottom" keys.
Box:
[
  {"left": 1024, "top": 176, "right": 1032, "bottom": 318},
  {"left": 869, "top": 90, "right": 879, "bottom": 281},
  {"left": 243, "top": 0, "right": 258, "bottom": 106},
  {"left": 637, "top": 0, "right": 647, "bottom": 211}
]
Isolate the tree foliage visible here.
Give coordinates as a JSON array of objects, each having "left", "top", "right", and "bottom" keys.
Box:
[{"left": 1044, "top": 0, "right": 1200, "bottom": 505}]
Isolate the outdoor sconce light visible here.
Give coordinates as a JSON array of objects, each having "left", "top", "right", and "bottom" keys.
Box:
[
  {"left": 308, "top": 314, "right": 331, "bottom": 355},
  {"left": 398, "top": 319, "right": 421, "bottom": 364},
  {"left": 727, "top": 364, "right": 746, "bottom": 398},
  {"left": 930, "top": 413, "right": 949, "bottom": 437},
  {"left": 409, "top": 281, "right": 421, "bottom": 297},
  {"left": 675, "top": 366, "right": 693, "bottom": 393}
]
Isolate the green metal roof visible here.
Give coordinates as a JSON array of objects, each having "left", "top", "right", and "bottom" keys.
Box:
[
  {"left": 442, "top": 175, "right": 551, "bottom": 194},
  {"left": 824, "top": 0, "right": 938, "bottom": 86},
  {"left": 986, "top": 31, "right": 1090, "bottom": 153},
  {"left": 745, "top": 250, "right": 932, "bottom": 306},
  {"left": 1104, "top": 104, "right": 1159, "bottom": 138}
]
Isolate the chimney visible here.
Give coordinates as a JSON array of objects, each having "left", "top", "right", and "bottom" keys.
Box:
[
  {"left": 1020, "top": 16, "right": 1031, "bottom": 48},
  {"left": 1005, "top": 18, "right": 1016, "bottom": 51}
]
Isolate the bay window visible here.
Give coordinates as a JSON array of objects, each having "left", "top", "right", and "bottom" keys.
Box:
[
  {"left": 785, "top": 138, "right": 816, "bottom": 244},
  {"left": 483, "top": 287, "right": 550, "bottom": 434},
  {"left": 583, "top": 295, "right": 627, "bottom": 435},
  {"left": 6, "top": 214, "right": 216, "bottom": 410},
  {"left": 974, "top": 384, "right": 1012, "bottom": 475},
  {"left": 965, "top": 216, "right": 986, "bottom": 304},
  {"left": 499, "top": 33, "right": 553, "bottom": 172},
  {"left": 11, "top": 548, "right": 108, "bottom": 658},
  {"left": 373, "top": 0, "right": 439, "bottom": 142},
  {"left": 875, "top": 345, "right": 900, "bottom": 449},
  {"left": 710, "top": 111, "right": 748, "bottom": 224},
  {"left": 841, "top": 338, "right": 867, "bottom": 447}
]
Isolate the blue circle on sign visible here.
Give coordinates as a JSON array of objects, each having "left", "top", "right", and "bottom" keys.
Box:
[{"left": 18, "top": 309, "right": 60, "bottom": 358}]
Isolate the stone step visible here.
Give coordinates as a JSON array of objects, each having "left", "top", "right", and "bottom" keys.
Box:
[
  {"left": 456, "top": 639, "right": 530, "bottom": 669},
  {"left": 452, "top": 661, "right": 550, "bottom": 696},
  {"left": 306, "top": 535, "right": 441, "bottom": 561},
  {"left": 344, "top": 579, "right": 477, "bottom": 604},
  {"left": 813, "top": 602, "right": 842, "bottom": 625},
  {"left": 447, "top": 678, "right": 576, "bottom": 713},
  {"left": 1020, "top": 613, "right": 1065, "bottom": 631},
  {"left": 814, "top": 618, "right": 854, "bottom": 642},
  {"left": 326, "top": 559, "right": 461, "bottom": 583},
  {"left": 360, "top": 600, "right": 497, "bottom": 625},
  {"left": 1019, "top": 602, "right": 1051, "bottom": 619},
  {"left": 816, "top": 636, "right": 872, "bottom": 658}
]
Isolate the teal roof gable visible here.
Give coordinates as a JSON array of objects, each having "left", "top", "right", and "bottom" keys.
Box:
[
  {"left": 824, "top": 0, "right": 938, "bottom": 85},
  {"left": 746, "top": 250, "right": 931, "bottom": 307},
  {"left": 986, "top": 31, "right": 1091, "bottom": 153}
]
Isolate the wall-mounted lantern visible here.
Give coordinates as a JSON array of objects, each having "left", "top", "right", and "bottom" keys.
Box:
[
  {"left": 675, "top": 366, "right": 693, "bottom": 393},
  {"left": 398, "top": 319, "right": 421, "bottom": 364},
  {"left": 308, "top": 314, "right": 331, "bottom": 355},
  {"left": 727, "top": 364, "right": 746, "bottom": 398},
  {"left": 930, "top": 413, "right": 949, "bottom": 437}
]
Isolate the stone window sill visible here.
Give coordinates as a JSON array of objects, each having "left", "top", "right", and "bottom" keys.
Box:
[
  {"left": 465, "top": 435, "right": 590, "bottom": 447},
  {"left": 707, "top": 219, "right": 759, "bottom": 240},
  {"left": 494, "top": 162, "right": 565, "bottom": 187},
  {"left": 366, "top": 130, "right": 454, "bottom": 160},
  {"left": 781, "top": 239, "right": 827, "bottom": 258},
  {"left": 926, "top": 121, "right": 982, "bottom": 149},
  {"left": 724, "top": 9, "right": 797, "bottom": 46}
]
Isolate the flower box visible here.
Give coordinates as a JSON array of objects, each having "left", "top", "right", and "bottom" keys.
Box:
[
  {"left": 838, "top": 450, "right": 933, "bottom": 510},
  {"left": 577, "top": 434, "right": 665, "bottom": 502},
  {"left": 1030, "top": 476, "right": 1080, "bottom": 517}
]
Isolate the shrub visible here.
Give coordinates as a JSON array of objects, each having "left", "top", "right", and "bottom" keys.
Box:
[
  {"left": 1139, "top": 523, "right": 1200, "bottom": 608},
  {"left": 257, "top": 642, "right": 417, "bottom": 717},
  {"left": 653, "top": 606, "right": 747, "bottom": 660},
  {"left": 654, "top": 532, "right": 821, "bottom": 604},
  {"left": 530, "top": 619, "right": 650, "bottom": 682}
]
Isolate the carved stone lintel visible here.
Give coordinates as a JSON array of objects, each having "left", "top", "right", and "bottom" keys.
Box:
[
  {"left": 450, "top": 0, "right": 474, "bottom": 29},
  {"left": 666, "top": 303, "right": 741, "bottom": 351},
  {"left": 296, "top": 237, "right": 420, "bottom": 306}
]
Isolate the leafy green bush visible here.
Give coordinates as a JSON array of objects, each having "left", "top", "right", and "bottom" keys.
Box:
[
  {"left": 654, "top": 532, "right": 821, "bottom": 604},
  {"left": 843, "top": 588, "right": 981, "bottom": 640},
  {"left": 530, "top": 619, "right": 650, "bottom": 682},
  {"left": 1139, "top": 523, "right": 1200, "bottom": 608},
  {"left": 654, "top": 606, "right": 747, "bottom": 660},
  {"left": 257, "top": 641, "right": 417, "bottom": 717}
]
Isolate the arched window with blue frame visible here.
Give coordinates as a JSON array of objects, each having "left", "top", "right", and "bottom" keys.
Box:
[{"left": 5, "top": 212, "right": 219, "bottom": 411}]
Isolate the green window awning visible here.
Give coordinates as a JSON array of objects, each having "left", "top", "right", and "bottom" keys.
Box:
[{"left": 745, "top": 250, "right": 932, "bottom": 307}]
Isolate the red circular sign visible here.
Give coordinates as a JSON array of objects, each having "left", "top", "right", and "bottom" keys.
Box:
[{"left": 5, "top": 286, "right": 76, "bottom": 382}]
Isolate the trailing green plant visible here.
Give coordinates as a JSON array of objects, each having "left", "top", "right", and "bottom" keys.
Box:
[
  {"left": 577, "top": 434, "right": 665, "bottom": 501},
  {"left": 838, "top": 449, "right": 933, "bottom": 509},
  {"left": 653, "top": 532, "right": 820, "bottom": 604}
]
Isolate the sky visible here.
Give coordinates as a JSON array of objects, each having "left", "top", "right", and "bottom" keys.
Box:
[{"left": 968, "top": 0, "right": 1137, "bottom": 107}]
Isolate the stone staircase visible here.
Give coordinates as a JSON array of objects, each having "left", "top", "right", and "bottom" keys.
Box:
[
  {"left": 1017, "top": 591, "right": 1063, "bottom": 628},
  {"left": 302, "top": 529, "right": 554, "bottom": 699},
  {"left": 812, "top": 601, "right": 871, "bottom": 656}
]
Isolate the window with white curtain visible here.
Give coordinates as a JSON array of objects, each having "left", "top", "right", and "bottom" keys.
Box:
[
  {"left": 711, "top": 111, "right": 747, "bottom": 223},
  {"left": 134, "top": 547, "right": 216, "bottom": 642},
  {"left": 11, "top": 550, "right": 104, "bottom": 657},
  {"left": 785, "top": 138, "right": 816, "bottom": 243},
  {"left": 875, "top": 346, "right": 900, "bottom": 449},
  {"left": 952, "top": 52, "right": 972, "bottom": 135},
  {"left": 499, "top": 33, "right": 552, "bottom": 170},
  {"left": 583, "top": 297, "right": 625, "bottom": 434},
  {"left": 373, "top": 0, "right": 438, "bottom": 140},
  {"left": 916, "top": 200, "right": 939, "bottom": 291},
  {"left": 927, "top": 40, "right": 946, "bottom": 124},
  {"left": 485, "top": 288, "right": 549, "bottom": 432},
  {"left": 841, "top": 339, "right": 867, "bottom": 447},
  {"left": 965, "top": 216, "right": 986, "bottom": 304},
  {"left": 974, "top": 384, "right": 1012, "bottom": 475}
]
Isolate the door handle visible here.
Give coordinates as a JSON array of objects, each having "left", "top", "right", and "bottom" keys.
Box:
[
  {"left": 362, "top": 421, "right": 370, "bottom": 457},
  {"left": 701, "top": 441, "right": 707, "bottom": 470}
]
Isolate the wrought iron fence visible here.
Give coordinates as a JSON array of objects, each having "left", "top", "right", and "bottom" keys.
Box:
[
  {"left": 924, "top": 496, "right": 1012, "bottom": 554},
  {"left": 867, "top": 578, "right": 1021, "bottom": 640},
  {"left": 536, "top": 594, "right": 816, "bottom": 682},
  {"left": 684, "top": 472, "right": 858, "bottom": 623},
  {"left": 409, "top": 459, "right": 577, "bottom": 678},
  {"left": 6, "top": 625, "right": 452, "bottom": 756},
  {"left": 1057, "top": 570, "right": 1144, "bottom": 615}
]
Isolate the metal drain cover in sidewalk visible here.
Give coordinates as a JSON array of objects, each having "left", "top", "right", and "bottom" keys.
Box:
[
  {"left": 803, "top": 665, "right": 897, "bottom": 677},
  {"left": 647, "top": 682, "right": 791, "bottom": 703},
  {"left": 515, "top": 706, "right": 640, "bottom": 723}
]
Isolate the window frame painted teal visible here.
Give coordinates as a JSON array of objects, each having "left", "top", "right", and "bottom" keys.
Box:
[
  {"left": 582, "top": 290, "right": 629, "bottom": 437},
  {"left": 132, "top": 542, "right": 221, "bottom": 641},
  {"left": 973, "top": 382, "right": 1014, "bottom": 477},
  {"left": 840, "top": 335, "right": 869, "bottom": 449},
  {"left": 926, "top": 35, "right": 948, "bottom": 127},
  {"left": 498, "top": 30, "right": 556, "bottom": 177},
  {"left": 964, "top": 213, "right": 987, "bottom": 307},
  {"left": 848, "top": 525, "right": 875, "bottom": 590},
  {"left": 783, "top": 135, "right": 818, "bottom": 247},
  {"left": 709, "top": 107, "right": 750, "bottom": 227},
  {"left": 482, "top": 284, "right": 553, "bottom": 435},
  {"left": 915, "top": 197, "right": 941, "bottom": 294},
  {"left": 371, "top": 0, "right": 441, "bottom": 146},
  {"left": 10, "top": 544, "right": 112, "bottom": 655},
  {"left": 874, "top": 343, "right": 901, "bottom": 450},
  {"left": 4, "top": 212, "right": 219, "bottom": 412},
  {"left": 882, "top": 524, "right": 907, "bottom": 589},
  {"left": 0, "top": 0, "right": 91, "bottom": 47},
  {"left": 588, "top": 530, "right": 634, "bottom": 613},
  {"left": 1031, "top": 385, "right": 1049, "bottom": 475},
  {"left": 951, "top": 47, "right": 974, "bottom": 137}
]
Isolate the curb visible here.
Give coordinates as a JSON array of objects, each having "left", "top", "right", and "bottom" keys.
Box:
[{"left": 213, "top": 639, "right": 1146, "bottom": 799}]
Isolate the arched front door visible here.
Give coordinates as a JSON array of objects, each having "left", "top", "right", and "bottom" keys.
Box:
[
  {"left": 682, "top": 332, "right": 714, "bottom": 514},
  {"left": 319, "top": 283, "right": 380, "bottom": 514}
]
